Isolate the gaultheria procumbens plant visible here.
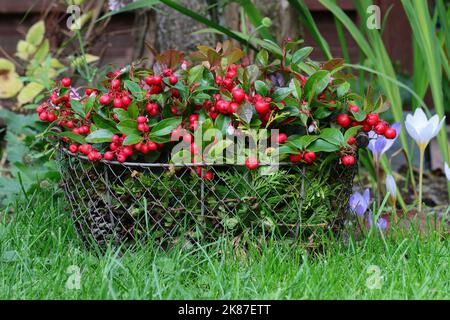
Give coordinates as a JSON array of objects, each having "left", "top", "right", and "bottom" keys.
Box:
[{"left": 37, "top": 41, "right": 397, "bottom": 176}]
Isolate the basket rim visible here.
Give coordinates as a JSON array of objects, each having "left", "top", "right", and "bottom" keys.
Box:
[{"left": 59, "top": 146, "right": 304, "bottom": 168}]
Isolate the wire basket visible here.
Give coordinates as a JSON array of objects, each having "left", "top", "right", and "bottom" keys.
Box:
[{"left": 58, "top": 148, "right": 357, "bottom": 248}]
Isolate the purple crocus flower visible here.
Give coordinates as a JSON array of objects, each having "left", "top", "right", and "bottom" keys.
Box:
[
  {"left": 368, "top": 122, "right": 401, "bottom": 161},
  {"left": 349, "top": 189, "right": 371, "bottom": 217},
  {"left": 368, "top": 213, "right": 389, "bottom": 231}
]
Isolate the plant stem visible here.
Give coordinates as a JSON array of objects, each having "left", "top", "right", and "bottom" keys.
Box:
[
  {"left": 375, "top": 157, "right": 381, "bottom": 208},
  {"left": 418, "top": 145, "right": 425, "bottom": 213}
]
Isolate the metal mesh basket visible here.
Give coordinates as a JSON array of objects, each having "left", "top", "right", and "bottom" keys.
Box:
[{"left": 58, "top": 148, "right": 356, "bottom": 248}]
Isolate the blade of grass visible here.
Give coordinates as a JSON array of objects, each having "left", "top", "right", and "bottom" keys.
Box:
[
  {"left": 288, "top": 0, "right": 333, "bottom": 60},
  {"left": 236, "top": 0, "right": 275, "bottom": 41}
]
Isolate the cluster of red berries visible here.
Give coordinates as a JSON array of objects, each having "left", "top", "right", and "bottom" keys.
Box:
[
  {"left": 99, "top": 78, "right": 132, "bottom": 109},
  {"left": 288, "top": 151, "right": 317, "bottom": 165},
  {"left": 69, "top": 143, "right": 102, "bottom": 161},
  {"left": 105, "top": 134, "right": 134, "bottom": 162},
  {"left": 337, "top": 112, "right": 397, "bottom": 140}
]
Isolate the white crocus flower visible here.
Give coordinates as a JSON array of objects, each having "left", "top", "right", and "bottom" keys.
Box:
[
  {"left": 445, "top": 163, "right": 450, "bottom": 181},
  {"left": 385, "top": 174, "right": 397, "bottom": 208},
  {"left": 405, "top": 108, "right": 445, "bottom": 149},
  {"left": 386, "top": 175, "right": 397, "bottom": 198},
  {"left": 404, "top": 108, "right": 446, "bottom": 212}
]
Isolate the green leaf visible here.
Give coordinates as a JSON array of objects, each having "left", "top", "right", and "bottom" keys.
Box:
[
  {"left": 25, "top": 21, "right": 45, "bottom": 46},
  {"left": 124, "top": 80, "right": 143, "bottom": 99},
  {"left": 289, "top": 78, "right": 302, "bottom": 100},
  {"left": 291, "top": 46, "right": 313, "bottom": 65},
  {"left": 337, "top": 82, "right": 350, "bottom": 98},
  {"left": 271, "top": 87, "right": 291, "bottom": 102},
  {"left": 255, "top": 80, "right": 268, "bottom": 97},
  {"left": 70, "top": 99, "right": 86, "bottom": 117},
  {"left": 256, "top": 49, "right": 269, "bottom": 66},
  {"left": 350, "top": 108, "right": 366, "bottom": 122},
  {"left": 117, "top": 119, "right": 140, "bottom": 136},
  {"left": 17, "top": 82, "right": 44, "bottom": 105},
  {"left": 85, "top": 129, "right": 114, "bottom": 143},
  {"left": 286, "top": 135, "right": 318, "bottom": 150},
  {"left": 314, "top": 107, "right": 332, "bottom": 119},
  {"left": 304, "top": 70, "right": 330, "bottom": 99},
  {"left": 57, "top": 132, "right": 85, "bottom": 144},
  {"left": 150, "top": 117, "right": 182, "bottom": 137},
  {"left": 113, "top": 108, "right": 130, "bottom": 122},
  {"left": 344, "top": 126, "right": 362, "bottom": 141},
  {"left": 308, "top": 139, "right": 340, "bottom": 152},
  {"left": 277, "top": 144, "right": 298, "bottom": 155},
  {"left": 214, "top": 114, "right": 231, "bottom": 136},
  {"left": 92, "top": 114, "right": 119, "bottom": 133},
  {"left": 188, "top": 65, "right": 204, "bottom": 85},
  {"left": 123, "top": 134, "right": 143, "bottom": 146},
  {"left": 127, "top": 102, "right": 139, "bottom": 119},
  {"left": 319, "top": 128, "right": 344, "bottom": 146}
]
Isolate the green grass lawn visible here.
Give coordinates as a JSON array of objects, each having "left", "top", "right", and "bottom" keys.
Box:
[{"left": 0, "top": 189, "right": 448, "bottom": 299}]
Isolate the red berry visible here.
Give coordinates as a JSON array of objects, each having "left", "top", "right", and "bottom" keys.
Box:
[
  {"left": 111, "top": 79, "right": 121, "bottom": 90},
  {"left": 85, "top": 88, "right": 93, "bottom": 95},
  {"left": 362, "top": 124, "right": 372, "bottom": 132},
  {"left": 137, "top": 123, "right": 149, "bottom": 132},
  {"left": 113, "top": 98, "right": 123, "bottom": 108},
  {"left": 123, "top": 146, "right": 134, "bottom": 157},
  {"left": 47, "top": 113, "right": 57, "bottom": 122},
  {"left": 374, "top": 122, "right": 387, "bottom": 135},
  {"left": 341, "top": 155, "right": 356, "bottom": 166},
  {"left": 39, "top": 112, "right": 48, "bottom": 121},
  {"left": 110, "top": 143, "right": 119, "bottom": 151},
  {"left": 99, "top": 94, "right": 111, "bottom": 105},
  {"left": 229, "top": 102, "right": 239, "bottom": 114},
  {"left": 245, "top": 157, "right": 259, "bottom": 170},
  {"left": 111, "top": 134, "right": 120, "bottom": 144},
  {"left": 232, "top": 88, "right": 245, "bottom": 103},
  {"left": 163, "top": 68, "right": 172, "bottom": 77},
  {"left": 384, "top": 127, "right": 397, "bottom": 139},
  {"left": 137, "top": 116, "right": 147, "bottom": 124},
  {"left": 226, "top": 70, "right": 236, "bottom": 79},
  {"left": 189, "top": 114, "right": 199, "bottom": 123},
  {"left": 347, "top": 136, "right": 356, "bottom": 145},
  {"left": 303, "top": 151, "right": 316, "bottom": 164},
  {"left": 36, "top": 105, "right": 44, "bottom": 113},
  {"left": 145, "top": 76, "right": 154, "bottom": 85},
  {"left": 104, "top": 151, "right": 114, "bottom": 160},
  {"left": 140, "top": 144, "right": 150, "bottom": 154},
  {"left": 204, "top": 171, "right": 214, "bottom": 181},
  {"left": 153, "top": 75, "right": 162, "bottom": 85},
  {"left": 121, "top": 95, "right": 131, "bottom": 106},
  {"left": 278, "top": 133, "right": 288, "bottom": 144},
  {"left": 61, "top": 77, "right": 71, "bottom": 87},
  {"left": 348, "top": 104, "right": 359, "bottom": 113},
  {"left": 289, "top": 153, "right": 303, "bottom": 163},
  {"left": 69, "top": 144, "right": 78, "bottom": 153},
  {"left": 366, "top": 113, "right": 380, "bottom": 126},
  {"left": 255, "top": 101, "right": 269, "bottom": 114},
  {"left": 168, "top": 75, "right": 178, "bottom": 85},
  {"left": 147, "top": 141, "right": 158, "bottom": 151},
  {"left": 337, "top": 114, "right": 351, "bottom": 128},
  {"left": 117, "top": 154, "right": 126, "bottom": 163}
]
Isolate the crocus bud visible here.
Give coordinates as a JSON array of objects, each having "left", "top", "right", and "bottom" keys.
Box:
[{"left": 386, "top": 174, "right": 397, "bottom": 202}]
